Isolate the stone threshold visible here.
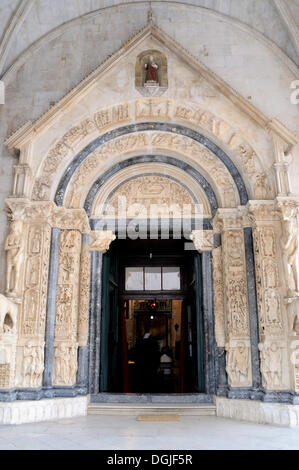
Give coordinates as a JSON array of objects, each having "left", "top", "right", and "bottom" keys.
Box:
[
  {"left": 90, "top": 393, "right": 214, "bottom": 404},
  {"left": 88, "top": 402, "right": 216, "bottom": 416}
]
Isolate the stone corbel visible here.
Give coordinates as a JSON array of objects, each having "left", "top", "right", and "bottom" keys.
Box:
[
  {"left": 89, "top": 230, "right": 116, "bottom": 253},
  {"left": 189, "top": 230, "right": 214, "bottom": 252}
]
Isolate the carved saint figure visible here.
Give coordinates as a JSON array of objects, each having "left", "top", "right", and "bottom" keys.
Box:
[
  {"left": 226, "top": 343, "right": 249, "bottom": 386},
  {"left": 265, "top": 290, "right": 281, "bottom": 326},
  {"left": 5, "top": 222, "right": 24, "bottom": 296},
  {"left": 145, "top": 55, "right": 159, "bottom": 83},
  {"left": 23, "top": 342, "right": 37, "bottom": 387},
  {"left": 30, "top": 229, "right": 41, "bottom": 254},
  {"left": 281, "top": 210, "right": 299, "bottom": 296},
  {"left": 54, "top": 343, "right": 77, "bottom": 385},
  {"left": 262, "top": 230, "right": 275, "bottom": 257},
  {"left": 265, "top": 261, "right": 277, "bottom": 288},
  {"left": 259, "top": 342, "right": 282, "bottom": 388}
]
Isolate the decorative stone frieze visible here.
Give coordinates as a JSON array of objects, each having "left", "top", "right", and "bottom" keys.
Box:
[{"left": 26, "top": 99, "right": 274, "bottom": 205}]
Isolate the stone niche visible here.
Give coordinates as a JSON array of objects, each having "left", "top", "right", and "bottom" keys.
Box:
[
  {"left": 0, "top": 295, "right": 18, "bottom": 389},
  {"left": 135, "top": 49, "right": 168, "bottom": 96}
]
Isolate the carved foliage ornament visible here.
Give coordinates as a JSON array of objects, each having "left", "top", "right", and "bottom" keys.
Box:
[{"left": 89, "top": 230, "right": 116, "bottom": 253}]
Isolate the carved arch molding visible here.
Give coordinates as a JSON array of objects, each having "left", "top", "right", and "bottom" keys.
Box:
[{"left": 1, "top": 107, "right": 299, "bottom": 403}]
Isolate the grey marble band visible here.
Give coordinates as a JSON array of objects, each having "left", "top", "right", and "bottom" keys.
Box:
[{"left": 43, "top": 228, "right": 60, "bottom": 388}]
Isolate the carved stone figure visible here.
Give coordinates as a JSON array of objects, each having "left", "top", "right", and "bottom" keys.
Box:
[
  {"left": 265, "top": 290, "right": 281, "bottom": 327},
  {"left": 281, "top": 209, "right": 299, "bottom": 297},
  {"left": 261, "top": 229, "right": 275, "bottom": 257},
  {"left": 54, "top": 343, "right": 77, "bottom": 385},
  {"left": 226, "top": 342, "right": 250, "bottom": 386},
  {"left": 23, "top": 342, "right": 44, "bottom": 388},
  {"left": 264, "top": 260, "right": 278, "bottom": 288},
  {"left": 259, "top": 342, "right": 283, "bottom": 389},
  {"left": 145, "top": 55, "right": 159, "bottom": 84},
  {"left": 5, "top": 222, "right": 24, "bottom": 296}
]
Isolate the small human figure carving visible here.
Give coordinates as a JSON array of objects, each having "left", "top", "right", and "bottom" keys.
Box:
[
  {"left": 259, "top": 342, "right": 282, "bottom": 388},
  {"left": 226, "top": 343, "right": 249, "bottom": 386},
  {"left": 5, "top": 222, "right": 24, "bottom": 296},
  {"left": 281, "top": 209, "right": 299, "bottom": 297}
]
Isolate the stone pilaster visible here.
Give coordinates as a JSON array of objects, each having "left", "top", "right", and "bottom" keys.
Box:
[
  {"left": 276, "top": 197, "right": 299, "bottom": 395},
  {"left": 213, "top": 208, "right": 252, "bottom": 389},
  {"left": 248, "top": 200, "right": 290, "bottom": 391}
]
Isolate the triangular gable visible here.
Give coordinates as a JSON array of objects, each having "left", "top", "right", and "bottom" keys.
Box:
[{"left": 5, "top": 22, "right": 298, "bottom": 150}]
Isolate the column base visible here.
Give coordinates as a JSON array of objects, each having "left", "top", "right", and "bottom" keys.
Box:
[
  {"left": 0, "top": 396, "right": 88, "bottom": 425},
  {"left": 216, "top": 397, "right": 299, "bottom": 427}
]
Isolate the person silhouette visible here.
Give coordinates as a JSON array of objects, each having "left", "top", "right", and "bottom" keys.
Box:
[{"left": 135, "top": 329, "right": 160, "bottom": 393}]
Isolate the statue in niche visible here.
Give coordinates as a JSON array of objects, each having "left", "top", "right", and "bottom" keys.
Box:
[
  {"left": 145, "top": 55, "right": 159, "bottom": 84},
  {"left": 281, "top": 209, "right": 299, "bottom": 297},
  {"left": 135, "top": 50, "right": 168, "bottom": 97},
  {"left": 5, "top": 222, "right": 24, "bottom": 296}
]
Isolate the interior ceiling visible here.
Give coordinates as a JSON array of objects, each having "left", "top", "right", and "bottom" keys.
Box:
[{"left": 0, "top": 0, "right": 298, "bottom": 79}]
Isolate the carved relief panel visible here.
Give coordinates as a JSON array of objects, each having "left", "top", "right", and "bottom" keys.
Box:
[
  {"left": 53, "top": 230, "right": 82, "bottom": 386},
  {"left": 215, "top": 212, "right": 252, "bottom": 388},
  {"left": 212, "top": 246, "right": 225, "bottom": 348},
  {"left": 249, "top": 202, "right": 289, "bottom": 391},
  {"left": 21, "top": 224, "right": 52, "bottom": 338}
]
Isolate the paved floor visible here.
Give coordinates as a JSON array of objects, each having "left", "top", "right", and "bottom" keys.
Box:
[{"left": 0, "top": 415, "right": 299, "bottom": 450}]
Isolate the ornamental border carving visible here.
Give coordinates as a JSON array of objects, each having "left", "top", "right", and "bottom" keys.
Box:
[{"left": 29, "top": 99, "right": 271, "bottom": 203}]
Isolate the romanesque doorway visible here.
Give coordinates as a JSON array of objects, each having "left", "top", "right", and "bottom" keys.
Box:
[{"left": 99, "top": 239, "right": 205, "bottom": 394}]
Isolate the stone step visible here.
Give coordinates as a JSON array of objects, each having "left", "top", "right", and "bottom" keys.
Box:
[{"left": 88, "top": 403, "right": 216, "bottom": 416}]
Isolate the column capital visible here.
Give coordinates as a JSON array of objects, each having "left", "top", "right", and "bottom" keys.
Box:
[
  {"left": 247, "top": 200, "right": 279, "bottom": 226},
  {"left": 89, "top": 230, "right": 116, "bottom": 253},
  {"left": 190, "top": 230, "right": 214, "bottom": 252},
  {"left": 212, "top": 207, "right": 248, "bottom": 232}
]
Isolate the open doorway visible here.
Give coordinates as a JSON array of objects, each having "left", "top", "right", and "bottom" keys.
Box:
[{"left": 99, "top": 239, "right": 205, "bottom": 394}]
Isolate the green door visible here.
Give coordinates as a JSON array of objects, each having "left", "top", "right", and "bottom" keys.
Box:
[{"left": 183, "top": 252, "right": 205, "bottom": 393}]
